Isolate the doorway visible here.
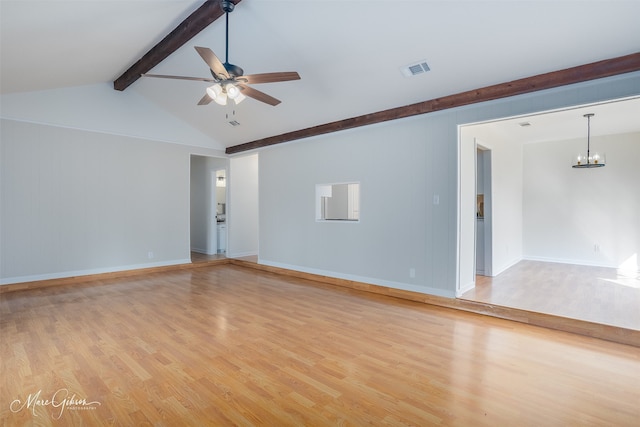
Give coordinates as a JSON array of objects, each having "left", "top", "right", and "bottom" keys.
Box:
[
  {"left": 214, "top": 169, "right": 227, "bottom": 254},
  {"left": 457, "top": 97, "right": 640, "bottom": 332},
  {"left": 190, "top": 155, "right": 228, "bottom": 259},
  {"left": 476, "top": 144, "right": 492, "bottom": 277}
]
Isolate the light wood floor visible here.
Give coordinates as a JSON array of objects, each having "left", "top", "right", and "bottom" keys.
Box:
[
  {"left": 462, "top": 260, "right": 640, "bottom": 331},
  {"left": 191, "top": 252, "right": 258, "bottom": 265},
  {"left": 2, "top": 265, "right": 639, "bottom": 426},
  {"left": 190, "top": 252, "right": 227, "bottom": 263}
]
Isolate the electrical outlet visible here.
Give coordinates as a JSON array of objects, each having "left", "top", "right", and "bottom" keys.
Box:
[
  {"left": 433, "top": 194, "right": 440, "bottom": 205},
  {"left": 148, "top": 251, "right": 154, "bottom": 259},
  {"left": 409, "top": 268, "right": 416, "bottom": 278}
]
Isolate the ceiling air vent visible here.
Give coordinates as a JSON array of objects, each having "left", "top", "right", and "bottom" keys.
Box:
[
  {"left": 401, "top": 60, "right": 430, "bottom": 77},
  {"left": 226, "top": 111, "right": 240, "bottom": 127}
]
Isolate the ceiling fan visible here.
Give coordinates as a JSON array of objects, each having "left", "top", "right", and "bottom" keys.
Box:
[{"left": 142, "top": 0, "right": 300, "bottom": 106}]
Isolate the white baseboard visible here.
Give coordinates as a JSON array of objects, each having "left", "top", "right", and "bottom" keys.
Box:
[
  {"left": 191, "top": 248, "right": 208, "bottom": 255},
  {"left": 228, "top": 251, "right": 258, "bottom": 258},
  {"left": 457, "top": 281, "right": 475, "bottom": 297},
  {"left": 0, "top": 259, "right": 192, "bottom": 286},
  {"left": 491, "top": 257, "right": 522, "bottom": 277},
  {"left": 259, "top": 259, "right": 456, "bottom": 298},
  {"left": 523, "top": 255, "right": 618, "bottom": 269}
]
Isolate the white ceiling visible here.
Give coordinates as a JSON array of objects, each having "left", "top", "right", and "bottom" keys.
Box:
[
  {"left": 1, "top": 0, "right": 639, "bottom": 149},
  {"left": 465, "top": 96, "right": 640, "bottom": 144}
]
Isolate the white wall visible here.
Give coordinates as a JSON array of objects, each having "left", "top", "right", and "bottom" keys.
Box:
[
  {"left": 474, "top": 133, "right": 524, "bottom": 275},
  {"left": 0, "top": 119, "right": 225, "bottom": 284},
  {"left": 523, "top": 132, "right": 640, "bottom": 270},
  {"left": 459, "top": 128, "right": 524, "bottom": 291},
  {"left": 0, "top": 83, "right": 224, "bottom": 150},
  {"left": 228, "top": 154, "right": 259, "bottom": 258},
  {"left": 458, "top": 132, "right": 478, "bottom": 293}
]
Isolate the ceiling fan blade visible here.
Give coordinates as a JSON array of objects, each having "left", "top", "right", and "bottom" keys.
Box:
[
  {"left": 198, "top": 93, "right": 213, "bottom": 105},
  {"left": 237, "top": 84, "right": 281, "bottom": 106},
  {"left": 194, "top": 46, "right": 229, "bottom": 79},
  {"left": 240, "top": 72, "right": 301, "bottom": 85},
  {"left": 143, "top": 73, "right": 216, "bottom": 83}
]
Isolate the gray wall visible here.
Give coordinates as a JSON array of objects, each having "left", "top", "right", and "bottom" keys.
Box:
[
  {"left": 0, "top": 119, "right": 224, "bottom": 284},
  {"left": 190, "top": 156, "right": 209, "bottom": 254},
  {"left": 259, "top": 114, "right": 456, "bottom": 297},
  {"left": 2, "top": 72, "right": 639, "bottom": 292},
  {"left": 258, "top": 72, "right": 640, "bottom": 297},
  {"left": 228, "top": 154, "right": 259, "bottom": 258}
]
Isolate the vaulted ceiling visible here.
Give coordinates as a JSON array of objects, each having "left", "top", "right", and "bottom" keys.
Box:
[{"left": 2, "top": 1, "right": 639, "bottom": 152}]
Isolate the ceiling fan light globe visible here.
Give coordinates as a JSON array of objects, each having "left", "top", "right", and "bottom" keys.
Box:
[
  {"left": 233, "top": 92, "right": 246, "bottom": 105},
  {"left": 214, "top": 92, "right": 228, "bottom": 105},
  {"left": 226, "top": 83, "right": 240, "bottom": 99},
  {"left": 206, "top": 83, "right": 223, "bottom": 99}
]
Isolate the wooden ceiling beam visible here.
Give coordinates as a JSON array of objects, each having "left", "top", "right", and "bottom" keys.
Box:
[
  {"left": 226, "top": 52, "right": 640, "bottom": 154},
  {"left": 113, "top": 0, "right": 242, "bottom": 91}
]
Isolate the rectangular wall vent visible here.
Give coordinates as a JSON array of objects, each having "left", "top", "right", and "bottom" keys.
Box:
[{"left": 401, "top": 60, "right": 430, "bottom": 77}]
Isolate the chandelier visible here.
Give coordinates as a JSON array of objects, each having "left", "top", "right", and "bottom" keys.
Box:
[{"left": 573, "top": 113, "right": 605, "bottom": 168}]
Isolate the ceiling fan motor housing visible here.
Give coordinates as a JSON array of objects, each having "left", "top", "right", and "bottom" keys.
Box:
[
  {"left": 209, "top": 63, "right": 243, "bottom": 79},
  {"left": 224, "top": 63, "right": 244, "bottom": 78}
]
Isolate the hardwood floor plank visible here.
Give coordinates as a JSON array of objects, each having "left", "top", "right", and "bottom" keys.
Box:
[
  {"left": 3, "top": 257, "right": 638, "bottom": 346},
  {"left": 2, "top": 265, "right": 639, "bottom": 425}
]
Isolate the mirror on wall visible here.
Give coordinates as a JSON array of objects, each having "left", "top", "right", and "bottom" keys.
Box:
[{"left": 316, "top": 183, "right": 360, "bottom": 221}]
